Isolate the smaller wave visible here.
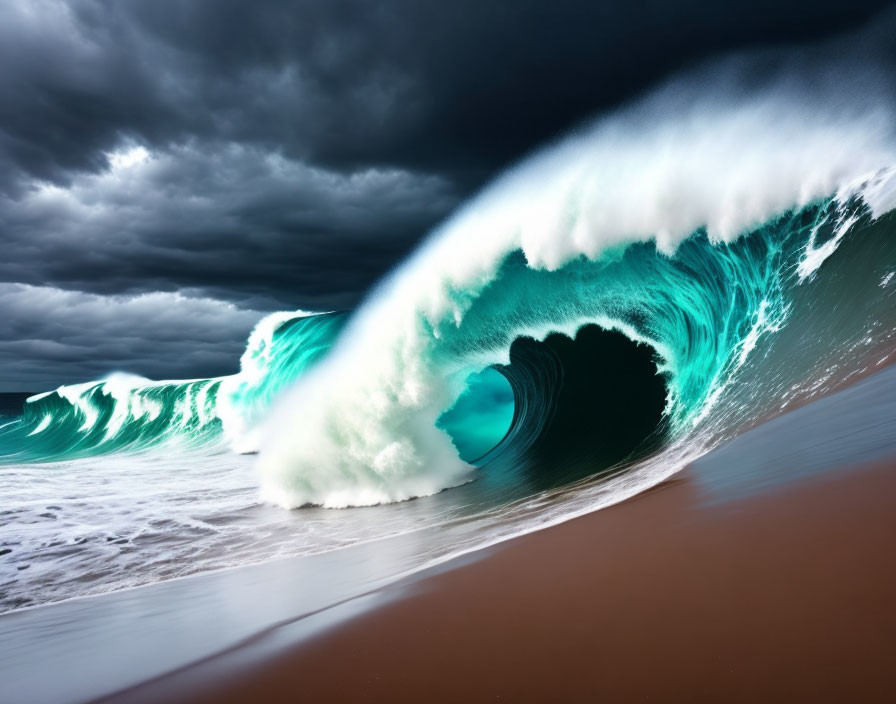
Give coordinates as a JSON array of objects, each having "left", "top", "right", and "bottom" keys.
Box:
[{"left": 0, "top": 310, "right": 347, "bottom": 462}]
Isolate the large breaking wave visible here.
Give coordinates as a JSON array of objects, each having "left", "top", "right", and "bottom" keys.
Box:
[
  {"left": 2, "top": 25, "right": 896, "bottom": 513},
  {"left": 252, "top": 48, "right": 896, "bottom": 506}
]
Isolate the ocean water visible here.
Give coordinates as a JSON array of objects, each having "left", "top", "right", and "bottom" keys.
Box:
[{"left": 2, "top": 25, "right": 896, "bottom": 613}]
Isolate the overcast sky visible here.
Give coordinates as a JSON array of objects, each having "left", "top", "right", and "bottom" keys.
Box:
[{"left": 0, "top": 0, "right": 892, "bottom": 390}]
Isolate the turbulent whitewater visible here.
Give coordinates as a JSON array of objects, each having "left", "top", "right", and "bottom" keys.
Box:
[{"left": 2, "top": 25, "right": 896, "bottom": 611}]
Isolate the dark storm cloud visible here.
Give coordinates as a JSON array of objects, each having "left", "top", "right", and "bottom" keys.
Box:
[
  {"left": 0, "top": 0, "right": 892, "bottom": 388},
  {"left": 2, "top": 0, "right": 892, "bottom": 189},
  {"left": 0, "top": 143, "right": 457, "bottom": 311},
  {"left": 0, "top": 283, "right": 262, "bottom": 390}
]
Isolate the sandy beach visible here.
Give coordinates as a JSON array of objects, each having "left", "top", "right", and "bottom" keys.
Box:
[{"left": 112, "top": 457, "right": 896, "bottom": 704}]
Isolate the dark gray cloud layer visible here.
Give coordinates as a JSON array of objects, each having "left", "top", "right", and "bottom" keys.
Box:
[
  {"left": 0, "top": 284, "right": 261, "bottom": 389},
  {"left": 0, "top": 0, "right": 892, "bottom": 389},
  {"left": 0, "top": 145, "right": 456, "bottom": 312}
]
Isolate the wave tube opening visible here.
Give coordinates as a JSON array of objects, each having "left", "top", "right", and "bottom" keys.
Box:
[{"left": 495, "top": 325, "right": 668, "bottom": 485}]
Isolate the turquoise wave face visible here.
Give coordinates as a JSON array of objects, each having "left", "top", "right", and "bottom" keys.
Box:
[
  {"left": 440, "top": 195, "right": 894, "bottom": 478},
  {"left": 433, "top": 196, "right": 882, "bottom": 464}
]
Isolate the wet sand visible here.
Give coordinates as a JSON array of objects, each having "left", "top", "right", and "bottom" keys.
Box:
[{"left": 119, "top": 458, "right": 896, "bottom": 704}]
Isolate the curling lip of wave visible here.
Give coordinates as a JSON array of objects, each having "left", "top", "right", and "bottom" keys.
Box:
[{"left": 255, "top": 50, "right": 896, "bottom": 508}]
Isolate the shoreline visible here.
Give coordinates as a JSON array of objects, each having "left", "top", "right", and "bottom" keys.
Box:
[
  {"left": 6, "top": 359, "right": 894, "bottom": 618},
  {"left": 115, "top": 457, "right": 896, "bottom": 703}
]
